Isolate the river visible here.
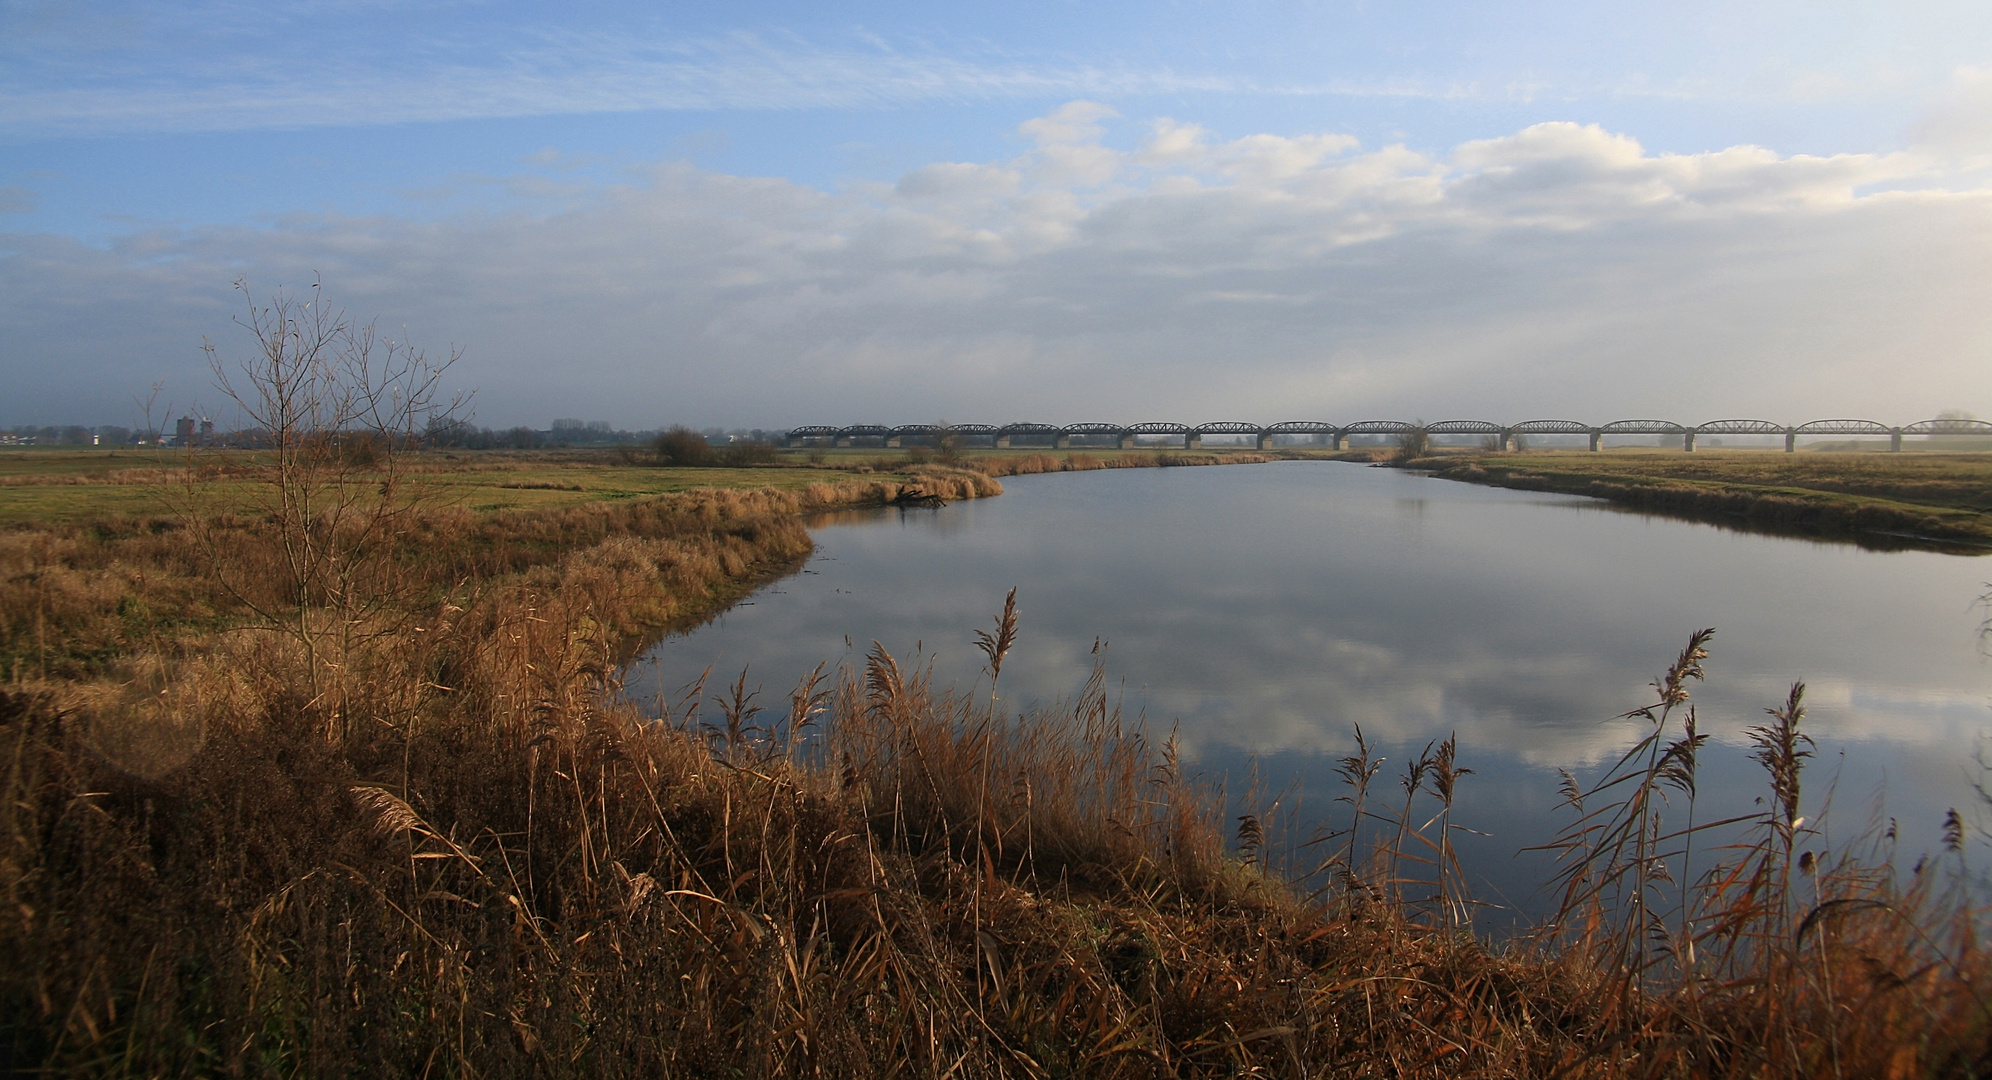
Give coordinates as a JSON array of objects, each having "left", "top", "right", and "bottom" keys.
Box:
[{"left": 627, "top": 459, "right": 1992, "bottom": 921}]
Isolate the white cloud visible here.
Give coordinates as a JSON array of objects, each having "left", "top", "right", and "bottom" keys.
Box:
[{"left": 4, "top": 106, "right": 1991, "bottom": 428}]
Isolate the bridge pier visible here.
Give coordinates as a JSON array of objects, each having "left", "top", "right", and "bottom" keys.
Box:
[
  {"left": 835, "top": 436, "right": 853, "bottom": 448},
  {"left": 1785, "top": 431, "right": 1796, "bottom": 453},
  {"left": 1588, "top": 430, "right": 1602, "bottom": 452},
  {"left": 1330, "top": 431, "right": 1346, "bottom": 450},
  {"left": 885, "top": 436, "right": 902, "bottom": 448},
  {"left": 995, "top": 434, "right": 1012, "bottom": 449},
  {"left": 1683, "top": 432, "right": 1696, "bottom": 452},
  {"left": 1256, "top": 431, "right": 1275, "bottom": 451},
  {"left": 1496, "top": 430, "right": 1513, "bottom": 452},
  {"left": 1185, "top": 433, "right": 1202, "bottom": 450},
  {"left": 1053, "top": 433, "right": 1072, "bottom": 450},
  {"left": 1118, "top": 433, "right": 1136, "bottom": 450},
  {"left": 1890, "top": 429, "right": 1902, "bottom": 452}
]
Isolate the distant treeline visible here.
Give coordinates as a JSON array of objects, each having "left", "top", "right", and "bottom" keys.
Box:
[
  {"left": 0, "top": 425, "right": 148, "bottom": 446},
  {"left": 422, "top": 419, "right": 784, "bottom": 450},
  {"left": 0, "top": 421, "right": 786, "bottom": 450}
]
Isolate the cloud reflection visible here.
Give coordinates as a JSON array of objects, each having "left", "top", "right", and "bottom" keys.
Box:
[{"left": 632, "top": 463, "right": 1992, "bottom": 778}]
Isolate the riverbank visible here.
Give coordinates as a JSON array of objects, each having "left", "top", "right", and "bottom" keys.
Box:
[
  {"left": 1404, "top": 449, "right": 1992, "bottom": 551},
  {"left": 3, "top": 449, "right": 1987, "bottom": 1075},
  {"left": 0, "top": 445, "right": 1279, "bottom": 525},
  {"left": 965, "top": 449, "right": 1279, "bottom": 476}
]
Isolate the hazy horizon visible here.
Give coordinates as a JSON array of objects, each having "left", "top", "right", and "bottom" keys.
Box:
[{"left": 5, "top": 1, "right": 1991, "bottom": 429}]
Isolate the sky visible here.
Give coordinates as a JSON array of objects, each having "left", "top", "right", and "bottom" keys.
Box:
[{"left": 3, "top": 0, "right": 1991, "bottom": 430}]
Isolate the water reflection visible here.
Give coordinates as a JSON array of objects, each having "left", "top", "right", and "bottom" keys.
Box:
[{"left": 627, "top": 461, "right": 1992, "bottom": 906}]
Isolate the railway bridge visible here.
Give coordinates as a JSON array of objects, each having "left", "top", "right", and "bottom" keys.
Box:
[{"left": 782, "top": 418, "right": 1992, "bottom": 453}]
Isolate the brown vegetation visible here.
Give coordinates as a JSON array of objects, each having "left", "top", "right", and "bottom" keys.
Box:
[
  {"left": 1415, "top": 452, "right": 1992, "bottom": 550},
  {"left": 2, "top": 440, "right": 1988, "bottom": 1075},
  {"left": 968, "top": 451, "right": 1277, "bottom": 477}
]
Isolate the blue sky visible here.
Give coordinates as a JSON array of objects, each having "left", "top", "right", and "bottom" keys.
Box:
[{"left": 4, "top": 0, "right": 1991, "bottom": 427}]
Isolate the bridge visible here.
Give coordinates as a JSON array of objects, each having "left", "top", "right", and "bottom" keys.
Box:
[{"left": 782, "top": 418, "right": 1992, "bottom": 453}]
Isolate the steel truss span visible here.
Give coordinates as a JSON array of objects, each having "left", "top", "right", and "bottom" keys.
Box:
[{"left": 778, "top": 419, "right": 1985, "bottom": 452}]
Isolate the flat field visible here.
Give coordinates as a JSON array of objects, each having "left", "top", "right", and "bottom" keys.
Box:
[
  {"left": 0, "top": 444, "right": 1275, "bottom": 524},
  {"left": 1418, "top": 448, "right": 1992, "bottom": 549},
  {"left": 0, "top": 448, "right": 881, "bottom": 524}
]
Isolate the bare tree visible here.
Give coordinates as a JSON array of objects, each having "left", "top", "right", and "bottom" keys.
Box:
[
  {"left": 178, "top": 276, "right": 468, "bottom": 734},
  {"left": 1392, "top": 421, "right": 1431, "bottom": 463}
]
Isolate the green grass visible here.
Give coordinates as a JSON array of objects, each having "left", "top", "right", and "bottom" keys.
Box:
[
  {"left": 0, "top": 444, "right": 1291, "bottom": 525},
  {"left": 0, "top": 448, "right": 911, "bottom": 525}
]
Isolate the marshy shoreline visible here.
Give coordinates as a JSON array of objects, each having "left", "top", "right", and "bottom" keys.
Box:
[
  {"left": 1387, "top": 449, "right": 1992, "bottom": 553},
  {"left": 3, "top": 444, "right": 1989, "bottom": 1076}
]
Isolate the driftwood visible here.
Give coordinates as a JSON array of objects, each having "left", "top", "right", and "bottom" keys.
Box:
[{"left": 891, "top": 485, "right": 947, "bottom": 508}]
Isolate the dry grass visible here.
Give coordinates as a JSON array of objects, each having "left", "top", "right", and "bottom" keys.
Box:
[
  {"left": 1418, "top": 451, "right": 1992, "bottom": 550},
  {"left": 0, "top": 448, "right": 971, "bottom": 525},
  {"left": 2, "top": 459, "right": 1988, "bottom": 1076},
  {"left": 0, "top": 470, "right": 1003, "bottom": 682},
  {"left": 967, "top": 451, "right": 1277, "bottom": 477}
]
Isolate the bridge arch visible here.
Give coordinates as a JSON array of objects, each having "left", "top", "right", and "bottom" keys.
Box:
[
  {"left": 1260, "top": 421, "right": 1336, "bottom": 449},
  {"left": 1599, "top": 419, "right": 1687, "bottom": 434},
  {"left": 789, "top": 415, "right": 1961, "bottom": 453},
  {"left": 1189, "top": 421, "right": 1261, "bottom": 450},
  {"left": 1792, "top": 419, "right": 1891, "bottom": 436},
  {"left": 1792, "top": 418, "right": 1903, "bottom": 451},
  {"left": 1688, "top": 419, "right": 1788, "bottom": 452},
  {"left": 1112, "top": 421, "right": 1192, "bottom": 450},
  {"left": 783, "top": 425, "right": 838, "bottom": 447},
  {"left": 1053, "top": 422, "right": 1123, "bottom": 449},
  {"left": 1507, "top": 419, "right": 1597, "bottom": 450},
  {"left": 1694, "top": 419, "right": 1785, "bottom": 435},
  {"left": 884, "top": 424, "right": 946, "bottom": 447},
  {"left": 1340, "top": 420, "right": 1413, "bottom": 435},
  {"left": 1332, "top": 421, "right": 1413, "bottom": 452},
  {"left": 1599, "top": 419, "right": 1693, "bottom": 451},
  {"left": 1425, "top": 420, "right": 1505, "bottom": 450},
  {"left": 1510, "top": 419, "right": 1589, "bottom": 434},
  {"left": 993, "top": 422, "right": 1061, "bottom": 448},
  {"left": 946, "top": 423, "right": 998, "bottom": 447},
  {"left": 1902, "top": 418, "right": 1992, "bottom": 436},
  {"left": 834, "top": 424, "right": 891, "bottom": 447}
]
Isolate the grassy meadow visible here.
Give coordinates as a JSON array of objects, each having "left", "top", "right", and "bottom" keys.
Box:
[
  {"left": 0, "top": 445, "right": 1278, "bottom": 525},
  {"left": 3, "top": 442, "right": 1990, "bottom": 1076},
  {"left": 0, "top": 448, "right": 873, "bottom": 525}
]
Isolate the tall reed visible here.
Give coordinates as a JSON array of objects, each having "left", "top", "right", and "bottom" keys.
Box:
[{"left": 5, "top": 466, "right": 1990, "bottom": 1074}]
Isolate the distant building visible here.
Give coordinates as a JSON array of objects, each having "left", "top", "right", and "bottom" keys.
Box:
[{"left": 172, "top": 416, "right": 213, "bottom": 447}]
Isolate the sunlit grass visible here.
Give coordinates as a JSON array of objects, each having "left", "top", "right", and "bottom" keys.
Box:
[{"left": 4, "top": 444, "right": 1988, "bottom": 1073}]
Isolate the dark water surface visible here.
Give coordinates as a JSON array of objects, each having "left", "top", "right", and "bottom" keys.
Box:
[{"left": 628, "top": 460, "right": 1992, "bottom": 919}]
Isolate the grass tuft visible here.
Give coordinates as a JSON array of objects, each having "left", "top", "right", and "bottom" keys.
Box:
[{"left": 2, "top": 457, "right": 1987, "bottom": 1075}]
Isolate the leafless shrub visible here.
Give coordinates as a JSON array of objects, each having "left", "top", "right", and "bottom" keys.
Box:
[{"left": 1392, "top": 421, "right": 1431, "bottom": 463}]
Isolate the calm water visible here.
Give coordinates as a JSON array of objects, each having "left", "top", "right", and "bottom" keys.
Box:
[{"left": 628, "top": 461, "right": 1992, "bottom": 917}]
